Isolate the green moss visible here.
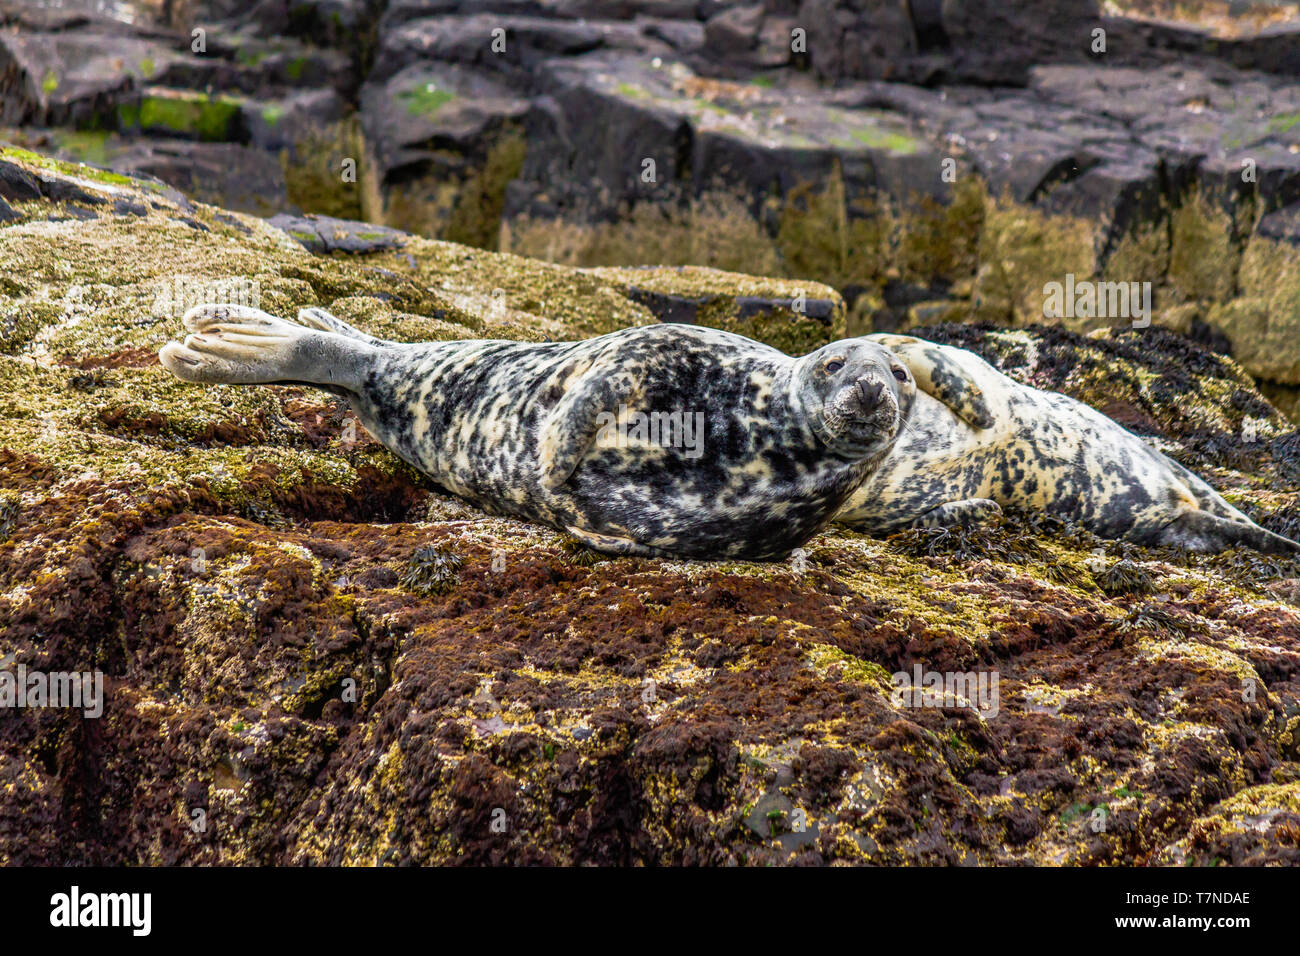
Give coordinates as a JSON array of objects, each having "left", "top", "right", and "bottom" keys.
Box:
[
  {"left": 1168, "top": 191, "right": 1239, "bottom": 303},
  {"left": 1207, "top": 234, "right": 1300, "bottom": 384},
  {"left": 286, "top": 56, "right": 310, "bottom": 82},
  {"left": 282, "top": 118, "right": 364, "bottom": 222},
  {"left": 0, "top": 146, "right": 133, "bottom": 186},
  {"left": 398, "top": 84, "right": 455, "bottom": 117},
  {"left": 441, "top": 132, "right": 527, "bottom": 252},
  {"left": 972, "top": 191, "right": 1096, "bottom": 325},
  {"left": 236, "top": 46, "right": 270, "bottom": 67},
  {"left": 1268, "top": 112, "right": 1300, "bottom": 135},
  {"left": 836, "top": 126, "right": 921, "bottom": 155},
  {"left": 41, "top": 70, "right": 58, "bottom": 95},
  {"left": 698, "top": 306, "right": 834, "bottom": 355},
  {"left": 261, "top": 104, "right": 285, "bottom": 126},
  {"left": 121, "top": 93, "right": 243, "bottom": 143},
  {"left": 50, "top": 130, "right": 115, "bottom": 167}
]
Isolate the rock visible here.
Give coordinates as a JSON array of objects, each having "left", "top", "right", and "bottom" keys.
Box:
[
  {"left": 0, "top": 147, "right": 1299, "bottom": 865},
  {"left": 110, "top": 141, "right": 291, "bottom": 216},
  {"left": 0, "top": 160, "right": 41, "bottom": 201},
  {"left": 704, "top": 4, "right": 765, "bottom": 55},
  {"left": 269, "top": 212, "right": 411, "bottom": 254},
  {"left": 0, "top": 26, "right": 187, "bottom": 127}
]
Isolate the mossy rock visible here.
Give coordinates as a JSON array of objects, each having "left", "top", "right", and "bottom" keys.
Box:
[{"left": 0, "top": 148, "right": 1299, "bottom": 866}]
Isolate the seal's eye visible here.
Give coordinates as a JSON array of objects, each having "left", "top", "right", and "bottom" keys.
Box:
[
  {"left": 824, "top": 359, "right": 844, "bottom": 374},
  {"left": 892, "top": 367, "right": 908, "bottom": 383}
]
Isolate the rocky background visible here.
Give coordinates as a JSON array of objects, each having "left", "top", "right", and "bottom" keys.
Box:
[
  {"left": 1, "top": 151, "right": 1300, "bottom": 864},
  {"left": 6, "top": 0, "right": 1300, "bottom": 417}
]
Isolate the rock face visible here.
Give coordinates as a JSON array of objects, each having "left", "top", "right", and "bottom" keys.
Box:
[
  {"left": 2, "top": 150, "right": 1300, "bottom": 864},
  {"left": 6, "top": 1, "right": 1300, "bottom": 403}
]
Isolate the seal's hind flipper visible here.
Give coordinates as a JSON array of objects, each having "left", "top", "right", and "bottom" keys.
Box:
[
  {"left": 564, "top": 526, "right": 667, "bottom": 558},
  {"left": 869, "top": 334, "right": 997, "bottom": 430},
  {"left": 1157, "top": 509, "right": 1300, "bottom": 555},
  {"left": 912, "top": 498, "right": 1002, "bottom": 530},
  {"left": 159, "top": 304, "right": 374, "bottom": 391},
  {"left": 1158, "top": 452, "right": 1254, "bottom": 523},
  {"left": 296, "top": 307, "right": 393, "bottom": 348},
  {"left": 538, "top": 366, "right": 641, "bottom": 492}
]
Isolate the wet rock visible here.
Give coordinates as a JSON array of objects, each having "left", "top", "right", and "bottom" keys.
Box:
[{"left": 111, "top": 141, "right": 290, "bottom": 216}]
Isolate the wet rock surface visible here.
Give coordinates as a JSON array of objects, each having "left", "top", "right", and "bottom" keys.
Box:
[{"left": 1, "top": 152, "right": 1300, "bottom": 864}]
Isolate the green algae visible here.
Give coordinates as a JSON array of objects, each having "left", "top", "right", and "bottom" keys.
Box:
[
  {"left": 120, "top": 94, "right": 243, "bottom": 143},
  {"left": 398, "top": 84, "right": 455, "bottom": 117}
]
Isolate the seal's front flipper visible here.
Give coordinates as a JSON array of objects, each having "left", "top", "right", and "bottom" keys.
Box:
[
  {"left": 159, "top": 304, "right": 375, "bottom": 391},
  {"left": 911, "top": 498, "right": 1002, "bottom": 530},
  {"left": 870, "top": 334, "right": 997, "bottom": 430},
  {"left": 538, "top": 366, "right": 641, "bottom": 492},
  {"left": 564, "top": 526, "right": 667, "bottom": 558},
  {"left": 1157, "top": 509, "right": 1300, "bottom": 555}
]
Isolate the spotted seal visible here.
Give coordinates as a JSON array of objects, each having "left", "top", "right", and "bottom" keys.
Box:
[
  {"left": 158, "top": 304, "right": 918, "bottom": 560},
  {"left": 835, "top": 333, "right": 1300, "bottom": 555}
]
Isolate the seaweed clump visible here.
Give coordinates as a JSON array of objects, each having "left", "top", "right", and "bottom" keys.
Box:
[
  {"left": 1097, "top": 559, "right": 1155, "bottom": 597},
  {"left": 400, "top": 545, "right": 464, "bottom": 595},
  {"left": 559, "top": 535, "right": 608, "bottom": 567},
  {"left": 1114, "top": 602, "right": 1189, "bottom": 638}
]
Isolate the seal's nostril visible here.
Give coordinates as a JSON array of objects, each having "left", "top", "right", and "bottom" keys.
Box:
[{"left": 857, "top": 379, "right": 882, "bottom": 406}]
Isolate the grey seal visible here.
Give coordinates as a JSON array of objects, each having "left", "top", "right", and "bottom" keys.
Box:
[
  {"left": 159, "top": 304, "right": 918, "bottom": 560},
  {"left": 835, "top": 334, "right": 1300, "bottom": 555}
]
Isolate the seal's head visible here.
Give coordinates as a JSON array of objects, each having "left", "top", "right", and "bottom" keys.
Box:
[{"left": 794, "top": 339, "right": 914, "bottom": 459}]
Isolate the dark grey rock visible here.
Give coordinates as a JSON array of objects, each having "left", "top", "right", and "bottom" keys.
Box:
[
  {"left": 270, "top": 213, "right": 411, "bottom": 254},
  {"left": 0, "top": 161, "right": 42, "bottom": 201},
  {"left": 111, "top": 198, "right": 149, "bottom": 216}
]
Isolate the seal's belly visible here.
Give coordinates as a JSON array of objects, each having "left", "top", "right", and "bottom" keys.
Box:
[{"left": 995, "top": 392, "right": 1193, "bottom": 538}]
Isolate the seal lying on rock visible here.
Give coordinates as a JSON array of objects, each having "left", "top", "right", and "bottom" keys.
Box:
[
  {"left": 159, "top": 304, "right": 918, "bottom": 560},
  {"left": 835, "top": 334, "right": 1300, "bottom": 555}
]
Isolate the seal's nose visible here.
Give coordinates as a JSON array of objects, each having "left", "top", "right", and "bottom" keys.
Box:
[{"left": 857, "top": 378, "right": 883, "bottom": 407}]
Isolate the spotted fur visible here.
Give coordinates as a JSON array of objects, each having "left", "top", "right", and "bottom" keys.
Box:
[
  {"left": 838, "top": 334, "right": 1300, "bottom": 555},
  {"left": 159, "top": 305, "right": 916, "bottom": 560}
]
